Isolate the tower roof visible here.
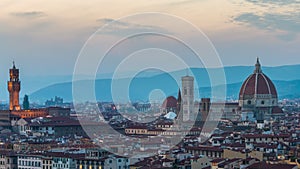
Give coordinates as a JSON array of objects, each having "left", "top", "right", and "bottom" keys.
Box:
[{"left": 13, "top": 61, "right": 16, "bottom": 69}]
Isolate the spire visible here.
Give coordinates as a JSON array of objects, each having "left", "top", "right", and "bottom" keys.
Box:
[
  {"left": 254, "top": 57, "right": 262, "bottom": 73},
  {"left": 176, "top": 88, "right": 181, "bottom": 116},
  {"left": 13, "top": 61, "right": 16, "bottom": 69},
  {"left": 177, "top": 88, "right": 182, "bottom": 102}
]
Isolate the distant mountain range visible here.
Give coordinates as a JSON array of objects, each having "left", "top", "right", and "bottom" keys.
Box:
[{"left": 29, "top": 65, "right": 300, "bottom": 103}]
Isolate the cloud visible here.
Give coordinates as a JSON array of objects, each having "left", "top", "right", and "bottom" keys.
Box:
[
  {"left": 168, "top": 0, "right": 202, "bottom": 6},
  {"left": 232, "top": 0, "right": 300, "bottom": 41},
  {"left": 235, "top": 13, "right": 300, "bottom": 32},
  {"left": 235, "top": 13, "right": 270, "bottom": 30},
  {"left": 95, "top": 18, "right": 171, "bottom": 36},
  {"left": 11, "top": 11, "right": 46, "bottom": 19},
  {"left": 245, "top": 0, "right": 300, "bottom": 6}
]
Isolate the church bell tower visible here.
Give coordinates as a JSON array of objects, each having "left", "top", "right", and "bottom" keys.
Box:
[{"left": 8, "top": 62, "right": 21, "bottom": 111}]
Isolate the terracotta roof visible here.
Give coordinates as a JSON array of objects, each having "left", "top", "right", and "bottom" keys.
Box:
[
  {"left": 246, "top": 162, "right": 297, "bottom": 169},
  {"left": 186, "top": 146, "right": 223, "bottom": 152},
  {"left": 44, "top": 152, "right": 85, "bottom": 159},
  {"left": 242, "top": 133, "right": 290, "bottom": 139},
  {"left": 272, "top": 106, "right": 284, "bottom": 114},
  {"left": 240, "top": 73, "right": 277, "bottom": 97},
  {"left": 239, "top": 59, "right": 277, "bottom": 98},
  {"left": 210, "top": 158, "right": 225, "bottom": 163},
  {"left": 0, "top": 150, "right": 16, "bottom": 156},
  {"left": 162, "top": 96, "right": 177, "bottom": 109},
  {"left": 27, "top": 117, "right": 103, "bottom": 127}
]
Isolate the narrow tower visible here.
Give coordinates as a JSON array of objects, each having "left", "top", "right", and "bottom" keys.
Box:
[
  {"left": 201, "top": 98, "right": 211, "bottom": 121},
  {"left": 177, "top": 89, "right": 182, "bottom": 114},
  {"left": 8, "top": 62, "right": 21, "bottom": 111},
  {"left": 181, "top": 75, "right": 194, "bottom": 121}
]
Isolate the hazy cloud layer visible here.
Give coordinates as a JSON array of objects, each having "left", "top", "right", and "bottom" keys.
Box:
[
  {"left": 11, "top": 11, "right": 46, "bottom": 18},
  {"left": 235, "top": 13, "right": 300, "bottom": 32},
  {"left": 245, "top": 0, "right": 300, "bottom": 6},
  {"left": 95, "top": 18, "right": 171, "bottom": 36},
  {"left": 168, "top": 0, "right": 201, "bottom": 6},
  {"left": 233, "top": 0, "right": 300, "bottom": 41}
]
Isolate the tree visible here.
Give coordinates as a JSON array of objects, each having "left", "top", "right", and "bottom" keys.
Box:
[{"left": 23, "top": 95, "right": 30, "bottom": 110}]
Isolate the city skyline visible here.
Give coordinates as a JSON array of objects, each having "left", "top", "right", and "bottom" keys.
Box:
[
  {"left": 0, "top": 59, "right": 299, "bottom": 104},
  {"left": 0, "top": 0, "right": 299, "bottom": 78},
  {"left": 1, "top": 0, "right": 300, "bottom": 103},
  {"left": 0, "top": 1, "right": 300, "bottom": 167}
]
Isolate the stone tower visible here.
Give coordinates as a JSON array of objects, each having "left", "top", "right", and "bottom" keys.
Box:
[
  {"left": 181, "top": 75, "right": 194, "bottom": 121},
  {"left": 8, "top": 62, "right": 21, "bottom": 111},
  {"left": 201, "top": 98, "right": 211, "bottom": 121}
]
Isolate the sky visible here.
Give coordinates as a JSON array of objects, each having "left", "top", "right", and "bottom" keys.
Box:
[{"left": 0, "top": 0, "right": 300, "bottom": 100}]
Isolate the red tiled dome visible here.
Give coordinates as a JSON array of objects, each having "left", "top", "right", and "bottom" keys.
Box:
[
  {"left": 239, "top": 58, "right": 278, "bottom": 99},
  {"left": 162, "top": 96, "right": 177, "bottom": 109}
]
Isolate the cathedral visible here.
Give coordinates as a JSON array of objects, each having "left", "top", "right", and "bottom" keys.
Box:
[
  {"left": 238, "top": 58, "right": 284, "bottom": 127},
  {"left": 161, "top": 58, "right": 284, "bottom": 128}
]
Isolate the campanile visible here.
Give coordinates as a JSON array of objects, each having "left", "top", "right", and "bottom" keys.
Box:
[{"left": 8, "top": 62, "right": 21, "bottom": 111}]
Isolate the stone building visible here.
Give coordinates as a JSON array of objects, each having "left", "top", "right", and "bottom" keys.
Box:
[
  {"left": 239, "top": 58, "right": 284, "bottom": 127},
  {"left": 0, "top": 150, "right": 17, "bottom": 169}
]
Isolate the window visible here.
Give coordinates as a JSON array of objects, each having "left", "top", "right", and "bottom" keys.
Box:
[
  {"left": 247, "top": 100, "right": 251, "bottom": 105},
  {"left": 261, "top": 100, "right": 265, "bottom": 105},
  {"left": 184, "top": 88, "right": 187, "bottom": 95}
]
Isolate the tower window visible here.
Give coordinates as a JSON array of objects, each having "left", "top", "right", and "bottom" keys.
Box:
[
  {"left": 184, "top": 88, "right": 187, "bottom": 95},
  {"left": 247, "top": 100, "right": 251, "bottom": 105},
  {"left": 261, "top": 101, "right": 265, "bottom": 105}
]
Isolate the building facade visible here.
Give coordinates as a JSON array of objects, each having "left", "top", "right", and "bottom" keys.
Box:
[
  {"left": 17, "top": 154, "right": 43, "bottom": 169},
  {"left": 0, "top": 151, "right": 17, "bottom": 169}
]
